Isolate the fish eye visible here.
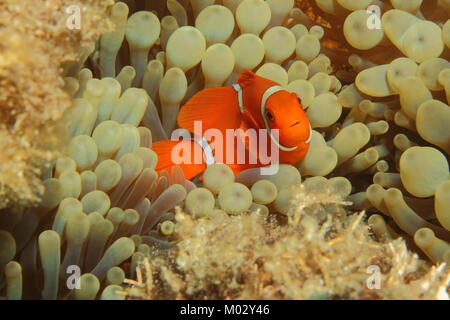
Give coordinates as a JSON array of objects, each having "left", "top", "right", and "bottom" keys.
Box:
[{"left": 266, "top": 110, "right": 275, "bottom": 122}]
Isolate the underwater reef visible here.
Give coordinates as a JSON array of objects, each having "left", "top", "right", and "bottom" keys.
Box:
[
  {"left": 0, "top": 0, "right": 113, "bottom": 209},
  {"left": 0, "top": 0, "right": 449, "bottom": 300}
]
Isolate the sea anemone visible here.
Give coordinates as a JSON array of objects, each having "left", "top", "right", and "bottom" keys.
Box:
[{"left": 0, "top": 0, "right": 449, "bottom": 300}]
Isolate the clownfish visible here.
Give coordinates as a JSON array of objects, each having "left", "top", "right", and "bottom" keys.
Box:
[{"left": 152, "top": 70, "right": 311, "bottom": 179}]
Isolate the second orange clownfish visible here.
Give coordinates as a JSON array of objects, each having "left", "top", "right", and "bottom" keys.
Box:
[{"left": 152, "top": 70, "right": 312, "bottom": 179}]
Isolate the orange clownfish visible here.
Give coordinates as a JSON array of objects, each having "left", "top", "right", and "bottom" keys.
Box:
[{"left": 152, "top": 70, "right": 312, "bottom": 179}]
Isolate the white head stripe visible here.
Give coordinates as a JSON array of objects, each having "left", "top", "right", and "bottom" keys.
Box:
[
  {"left": 195, "top": 137, "right": 215, "bottom": 166},
  {"left": 260, "top": 86, "right": 284, "bottom": 111},
  {"left": 305, "top": 124, "right": 312, "bottom": 144},
  {"left": 232, "top": 83, "right": 244, "bottom": 113},
  {"left": 261, "top": 86, "right": 298, "bottom": 152}
]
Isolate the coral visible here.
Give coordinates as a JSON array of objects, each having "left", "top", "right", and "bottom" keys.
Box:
[
  {"left": 0, "top": 0, "right": 113, "bottom": 208},
  {"left": 1, "top": 0, "right": 450, "bottom": 300},
  {"left": 124, "top": 186, "right": 449, "bottom": 300}
]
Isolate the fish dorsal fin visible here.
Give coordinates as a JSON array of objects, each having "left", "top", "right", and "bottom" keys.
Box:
[
  {"left": 236, "top": 71, "right": 281, "bottom": 120},
  {"left": 177, "top": 86, "right": 242, "bottom": 135},
  {"left": 236, "top": 70, "right": 256, "bottom": 88}
]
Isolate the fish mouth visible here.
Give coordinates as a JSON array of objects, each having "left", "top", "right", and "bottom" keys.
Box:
[
  {"left": 267, "top": 129, "right": 297, "bottom": 152},
  {"left": 266, "top": 121, "right": 312, "bottom": 150},
  {"left": 285, "top": 122, "right": 312, "bottom": 145}
]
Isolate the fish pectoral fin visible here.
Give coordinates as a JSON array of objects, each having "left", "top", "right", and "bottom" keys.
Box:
[
  {"left": 241, "top": 109, "right": 260, "bottom": 131},
  {"left": 177, "top": 86, "right": 242, "bottom": 135},
  {"left": 238, "top": 109, "right": 262, "bottom": 158}
]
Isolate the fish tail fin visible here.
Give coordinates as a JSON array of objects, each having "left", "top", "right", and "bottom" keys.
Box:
[
  {"left": 226, "top": 163, "right": 262, "bottom": 177},
  {"left": 177, "top": 86, "right": 242, "bottom": 134},
  {"left": 152, "top": 139, "right": 207, "bottom": 180}
]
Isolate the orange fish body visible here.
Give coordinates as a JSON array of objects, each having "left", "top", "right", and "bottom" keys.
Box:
[{"left": 153, "top": 71, "right": 311, "bottom": 180}]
